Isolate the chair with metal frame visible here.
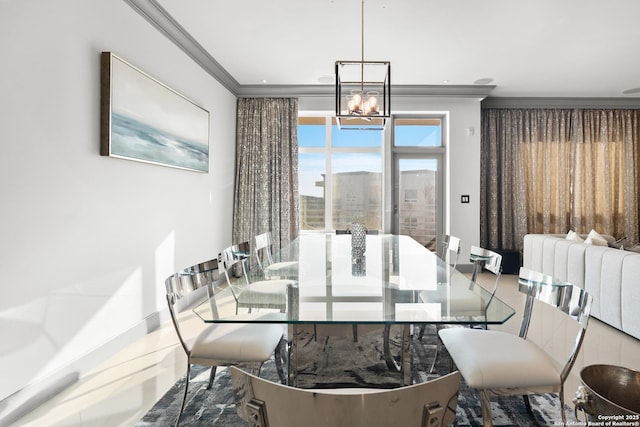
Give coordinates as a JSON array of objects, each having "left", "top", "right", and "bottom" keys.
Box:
[
  {"left": 416, "top": 235, "right": 464, "bottom": 340},
  {"left": 418, "top": 246, "right": 502, "bottom": 371},
  {"left": 164, "top": 259, "right": 286, "bottom": 426},
  {"left": 230, "top": 366, "right": 462, "bottom": 427},
  {"left": 439, "top": 267, "right": 593, "bottom": 427},
  {"left": 254, "top": 231, "right": 299, "bottom": 279},
  {"left": 220, "top": 243, "right": 297, "bottom": 314},
  {"left": 440, "top": 235, "right": 462, "bottom": 268}
]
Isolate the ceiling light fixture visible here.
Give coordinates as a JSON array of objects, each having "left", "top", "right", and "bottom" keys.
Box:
[{"left": 335, "top": 0, "right": 390, "bottom": 130}]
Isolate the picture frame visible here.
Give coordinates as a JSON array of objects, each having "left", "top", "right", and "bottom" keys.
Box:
[{"left": 100, "top": 52, "right": 210, "bottom": 172}]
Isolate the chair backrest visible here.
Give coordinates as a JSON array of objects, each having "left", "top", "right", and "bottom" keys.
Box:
[
  {"left": 440, "top": 235, "right": 462, "bottom": 268},
  {"left": 255, "top": 232, "right": 275, "bottom": 270},
  {"left": 219, "top": 244, "right": 247, "bottom": 284},
  {"left": 165, "top": 259, "right": 219, "bottom": 354},
  {"left": 517, "top": 267, "right": 593, "bottom": 382},
  {"left": 469, "top": 245, "right": 502, "bottom": 286},
  {"left": 230, "top": 366, "right": 461, "bottom": 427}
]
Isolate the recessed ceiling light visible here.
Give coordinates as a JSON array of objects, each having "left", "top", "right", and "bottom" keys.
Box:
[
  {"left": 442, "top": 80, "right": 449, "bottom": 84},
  {"left": 261, "top": 79, "right": 268, "bottom": 84},
  {"left": 318, "top": 75, "right": 334, "bottom": 84},
  {"left": 474, "top": 78, "right": 494, "bottom": 85}
]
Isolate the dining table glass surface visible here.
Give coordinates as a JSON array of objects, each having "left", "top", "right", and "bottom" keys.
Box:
[{"left": 193, "top": 233, "right": 515, "bottom": 326}]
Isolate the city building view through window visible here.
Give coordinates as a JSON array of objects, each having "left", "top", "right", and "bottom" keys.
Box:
[{"left": 298, "top": 116, "right": 442, "bottom": 249}]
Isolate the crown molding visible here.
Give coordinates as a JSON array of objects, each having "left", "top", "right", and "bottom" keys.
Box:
[
  {"left": 124, "top": 0, "right": 240, "bottom": 94},
  {"left": 126, "top": 1, "right": 639, "bottom": 108},
  {"left": 236, "top": 84, "right": 496, "bottom": 98},
  {"left": 482, "top": 97, "right": 640, "bottom": 109},
  {"left": 124, "top": 0, "right": 496, "bottom": 100}
]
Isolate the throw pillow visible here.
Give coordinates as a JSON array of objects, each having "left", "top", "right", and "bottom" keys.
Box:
[
  {"left": 585, "top": 229, "right": 608, "bottom": 246},
  {"left": 566, "top": 230, "right": 584, "bottom": 242}
]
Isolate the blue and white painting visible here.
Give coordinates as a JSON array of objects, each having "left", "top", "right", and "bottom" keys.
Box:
[{"left": 104, "top": 53, "right": 209, "bottom": 172}]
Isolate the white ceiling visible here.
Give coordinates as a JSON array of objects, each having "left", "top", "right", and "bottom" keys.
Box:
[{"left": 145, "top": 0, "right": 640, "bottom": 99}]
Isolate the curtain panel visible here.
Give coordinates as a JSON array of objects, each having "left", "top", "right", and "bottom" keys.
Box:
[
  {"left": 481, "top": 108, "right": 640, "bottom": 253},
  {"left": 233, "top": 98, "right": 300, "bottom": 250}
]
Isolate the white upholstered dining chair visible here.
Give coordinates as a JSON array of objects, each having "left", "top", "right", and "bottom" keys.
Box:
[
  {"left": 230, "top": 366, "right": 462, "bottom": 427},
  {"left": 254, "top": 231, "right": 299, "bottom": 279},
  {"left": 418, "top": 246, "right": 503, "bottom": 372},
  {"left": 164, "top": 261, "right": 286, "bottom": 426},
  {"left": 219, "top": 243, "right": 297, "bottom": 314},
  {"left": 439, "top": 267, "right": 593, "bottom": 427}
]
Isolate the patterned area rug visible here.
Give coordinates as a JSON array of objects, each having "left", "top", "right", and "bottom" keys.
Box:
[{"left": 137, "top": 325, "right": 575, "bottom": 426}]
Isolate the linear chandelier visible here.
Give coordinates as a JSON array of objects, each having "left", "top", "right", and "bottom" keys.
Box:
[{"left": 335, "top": 0, "right": 390, "bottom": 130}]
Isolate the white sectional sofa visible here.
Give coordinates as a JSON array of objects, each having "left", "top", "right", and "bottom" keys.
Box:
[{"left": 523, "top": 234, "right": 640, "bottom": 341}]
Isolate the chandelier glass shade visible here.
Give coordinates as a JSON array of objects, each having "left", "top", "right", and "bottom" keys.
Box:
[{"left": 335, "top": 1, "right": 390, "bottom": 130}]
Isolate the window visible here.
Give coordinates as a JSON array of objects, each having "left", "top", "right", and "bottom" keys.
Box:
[
  {"left": 394, "top": 118, "right": 442, "bottom": 147},
  {"left": 402, "top": 216, "right": 418, "bottom": 230},
  {"left": 298, "top": 117, "right": 382, "bottom": 232},
  {"left": 404, "top": 189, "right": 418, "bottom": 203}
]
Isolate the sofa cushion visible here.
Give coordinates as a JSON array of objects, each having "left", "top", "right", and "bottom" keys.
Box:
[
  {"left": 621, "top": 255, "right": 640, "bottom": 340},
  {"left": 553, "top": 239, "right": 586, "bottom": 286},
  {"left": 599, "top": 249, "right": 633, "bottom": 330},
  {"left": 566, "top": 243, "right": 587, "bottom": 290},
  {"left": 584, "top": 246, "right": 609, "bottom": 319}
]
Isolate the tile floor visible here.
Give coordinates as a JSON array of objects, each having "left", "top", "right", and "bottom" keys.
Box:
[{"left": 12, "top": 273, "right": 640, "bottom": 427}]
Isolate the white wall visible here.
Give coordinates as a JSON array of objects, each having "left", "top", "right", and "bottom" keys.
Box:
[
  {"left": 0, "top": 0, "right": 236, "bottom": 412},
  {"left": 300, "top": 96, "right": 483, "bottom": 267}
]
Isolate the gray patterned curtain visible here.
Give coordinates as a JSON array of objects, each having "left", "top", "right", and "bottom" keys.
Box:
[
  {"left": 233, "top": 98, "right": 299, "bottom": 250},
  {"left": 481, "top": 108, "right": 640, "bottom": 253}
]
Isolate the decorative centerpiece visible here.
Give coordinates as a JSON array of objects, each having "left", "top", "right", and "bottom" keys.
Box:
[
  {"left": 350, "top": 222, "right": 367, "bottom": 255},
  {"left": 350, "top": 222, "right": 367, "bottom": 276}
]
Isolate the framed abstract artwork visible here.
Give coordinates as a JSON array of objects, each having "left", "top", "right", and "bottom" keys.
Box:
[{"left": 100, "top": 52, "right": 210, "bottom": 172}]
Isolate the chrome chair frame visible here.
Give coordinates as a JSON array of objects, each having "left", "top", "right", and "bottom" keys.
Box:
[
  {"left": 439, "top": 267, "right": 593, "bottom": 427},
  {"left": 418, "top": 246, "right": 502, "bottom": 372},
  {"left": 165, "top": 260, "right": 286, "bottom": 425},
  {"left": 440, "top": 234, "right": 462, "bottom": 268},
  {"left": 219, "top": 243, "right": 296, "bottom": 314},
  {"left": 417, "top": 235, "right": 463, "bottom": 341},
  {"left": 254, "top": 231, "right": 299, "bottom": 279}
]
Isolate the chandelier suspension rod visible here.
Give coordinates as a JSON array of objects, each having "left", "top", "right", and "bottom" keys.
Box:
[{"left": 360, "top": 0, "right": 364, "bottom": 93}]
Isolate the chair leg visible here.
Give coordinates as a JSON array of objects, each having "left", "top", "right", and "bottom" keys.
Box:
[
  {"left": 479, "top": 390, "right": 494, "bottom": 427},
  {"left": 522, "top": 394, "right": 534, "bottom": 416},
  {"left": 559, "top": 386, "right": 567, "bottom": 427},
  {"left": 417, "top": 324, "right": 426, "bottom": 340},
  {"left": 274, "top": 338, "right": 287, "bottom": 384},
  {"left": 206, "top": 366, "right": 217, "bottom": 390},
  {"left": 176, "top": 362, "right": 191, "bottom": 427},
  {"left": 251, "top": 362, "right": 263, "bottom": 377},
  {"left": 428, "top": 345, "right": 440, "bottom": 374},
  {"left": 383, "top": 324, "right": 398, "bottom": 371}
]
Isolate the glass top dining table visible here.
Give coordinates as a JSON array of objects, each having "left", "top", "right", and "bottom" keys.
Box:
[
  {"left": 193, "top": 233, "right": 515, "bottom": 386},
  {"left": 194, "top": 233, "right": 515, "bottom": 326}
]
